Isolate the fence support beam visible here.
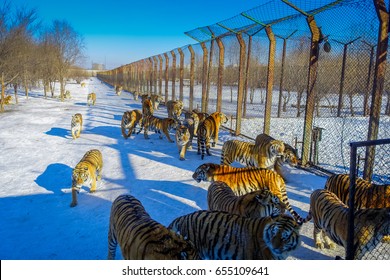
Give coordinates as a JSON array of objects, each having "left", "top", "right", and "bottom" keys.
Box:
[
  {"left": 153, "top": 56, "right": 158, "bottom": 94},
  {"left": 170, "top": 50, "right": 176, "bottom": 100},
  {"left": 206, "top": 39, "right": 214, "bottom": 113},
  {"left": 163, "top": 53, "right": 169, "bottom": 102},
  {"left": 364, "top": 0, "right": 389, "bottom": 181},
  {"left": 235, "top": 33, "right": 246, "bottom": 136},
  {"left": 158, "top": 55, "right": 163, "bottom": 95},
  {"left": 264, "top": 26, "right": 276, "bottom": 135},
  {"left": 178, "top": 48, "right": 184, "bottom": 101},
  {"left": 201, "top": 42, "right": 208, "bottom": 112},
  {"left": 188, "top": 45, "right": 195, "bottom": 111},
  {"left": 243, "top": 35, "right": 252, "bottom": 118},
  {"left": 216, "top": 38, "right": 225, "bottom": 112},
  {"left": 302, "top": 15, "right": 321, "bottom": 166}
]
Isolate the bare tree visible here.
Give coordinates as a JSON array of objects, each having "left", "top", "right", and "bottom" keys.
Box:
[
  {"left": 47, "top": 20, "right": 84, "bottom": 101},
  {"left": 0, "top": 1, "right": 39, "bottom": 111}
]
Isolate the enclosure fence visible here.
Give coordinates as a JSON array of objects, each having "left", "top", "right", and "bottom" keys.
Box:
[
  {"left": 347, "top": 139, "right": 390, "bottom": 260},
  {"left": 97, "top": 0, "right": 389, "bottom": 182}
]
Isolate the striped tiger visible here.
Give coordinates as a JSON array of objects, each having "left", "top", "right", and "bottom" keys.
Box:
[
  {"left": 87, "top": 92, "right": 96, "bottom": 106},
  {"left": 121, "top": 109, "right": 142, "bottom": 139},
  {"left": 324, "top": 174, "right": 390, "bottom": 208},
  {"left": 192, "top": 163, "right": 305, "bottom": 223},
  {"left": 197, "top": 112, "right": 228, "bottom": 160},
  {"left": 308, "top": 189, "right": 390, "bottom": 259},
  {"left": 184, "top": 110, "right": 202, "bottom": 136},
  {"left": 150, "top": 94, "right": 164, "bottom": 110},
  {"left": 107, "top": 194, "right": 199, "bottom": 260},
  {"left": 70, "top": 149, "right": 103, "bottom": 207},
  {"left": 71, "top": 113, "right": 83, "bottom": 139},
  {"left": 207, "top": 181, "right": 286, "bottom": 219},
  {"left": 221, "top": 137, "right": 284, "bottom": 170},
  {"left": 168, "top": 210, "right": 301, "bottom": 260},
  {"left": 183, "top": 110, "right": 199, "bottom": 139},
  {"left": 166, "top": 100, "right": 184, "bottom": 122},
  {"left": 115, "top": 85, "right": 123, "bottom": 96},
  {"left": 254, "top": 133, "right": 285, "bottom": 168},
  {"left": 138, "top": 115, "right": 176, "bottom": 142},
  {"left": 175, "top": 124, "right": 191, "bottom": 161},
  {"left": 142, "top": 98, "right": 154, "bottom": 117}
]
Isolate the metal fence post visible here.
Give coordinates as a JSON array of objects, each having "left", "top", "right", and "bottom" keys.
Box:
[
  {"left": 200, "top": 42, "right": 208, "bottom": 112},
  {"left": 178, "top": 48, "right": 184, "bottom": 101},
  {"left": 216, "top": 38, "right": 224, "bottom": 113},
  {"left": 170, "top": 50, "right": 176, "bottom": 100},
  {"left": 264, "top": 26, "right": 276, "bottom": 135},
  {"left": 163, "top": 53, "right": 169, "bottom": 102},
  {"left": 188, "top": 45, "right": 195, "bottom": 111},
  {"left": 364, "top": 0, "right": 389, "bottom": 181}
]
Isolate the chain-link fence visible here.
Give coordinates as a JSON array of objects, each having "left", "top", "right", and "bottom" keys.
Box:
[
  {"left": 97, "top": 0, "right": 389, "bottom": 182},
  {"left": 347, "top": 139, "right": 390, "bottom": 260}
]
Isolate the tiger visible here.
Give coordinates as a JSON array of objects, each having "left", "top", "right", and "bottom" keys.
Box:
[
  {"left": 181, "top": 116, "right": 197, "bottom": 148},
  {"left": 107, "top": 194, "right": 199, "bottom": 260},
  {"left": 207, "top": 181, "right": 286, "bottom": 219},
  {"left": 64, "top": 90, "right": 71, "bottom": 99},
  {"left": 166, "top": 100, "right": 184, "bottom": 121},
  {"left": 168, "top": 210, "right": 301, "bottom": 260},
  {"left": 197, "top": 112, "right": 228, "bottom": 160},
  {"left": 87, "top": 92, "right": 96, "bottom": 106},
  {"left": 150, "top": 94, "right": 164, "bottom": 111},
  {"left": 183, "top": 110, "right": 201, "bottom": 136},
  {"left": 115, "top": 85, "right": 123, "bottom": 96},
  {"left": 221, "top": 136, "right": 285, "bottom": 170},
  {"left": 274, "top": 142, "right": 299, "bottom": 180},
  {"left": 138, "top": 114, "right": 176, "bottom": 143},
  {"left": 324, "top": 173, "right": 390, "bottom": 209},
  {"left": 192, "top": 163, "right": 305, "bottom": 223},
  {"left": 307, "top": 189, "right": 390, "bottom": 259},
  {"left": 132, "top": 90, "right": 139, "bottom": 101},
  {"left": 121, "top": 109, "right": 143, "bottom": 139},
  {"left": 142, "top": 98, "right": 154, "bottom": 117},
  {"left": 71, "top": 113, "right": 83, "bottom": 139},
  {"left": 255, "top": 133, "right": 286, "bottom": 168},
  {"left": 175, "top": 124, "right": 191, "bottom": 160},
  {"left": 0, "top": 95, "right": 12, "bottom": 105},
  {"left": 70, "top": 149, "right": 103, "bottom": 207}
]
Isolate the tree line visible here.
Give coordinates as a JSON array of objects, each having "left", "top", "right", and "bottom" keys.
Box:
[{"left": 0, "top": 1, "right": 86, "bottom": 112}]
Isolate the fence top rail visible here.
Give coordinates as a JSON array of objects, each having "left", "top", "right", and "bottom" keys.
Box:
[{"left": 350, "top": 138, "right": 390, "bottom": 148}]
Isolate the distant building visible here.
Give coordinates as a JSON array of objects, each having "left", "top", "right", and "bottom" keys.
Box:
[{"left": 92, "top": 63, "right": 105, "bottom": 70}]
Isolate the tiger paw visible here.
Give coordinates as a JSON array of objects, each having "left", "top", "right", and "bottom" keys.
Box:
[
  {"left": 70, "top": 201, "right": 77, "bottom": 207},
  {"left": 90, "top": 190, "right": 96, "bottom": 193},
  {"left": 179, "top": 157, "right": 185, "bottom": 161},
  {"left": 315, "top": 242, "right": 324, "bottom": 249}
]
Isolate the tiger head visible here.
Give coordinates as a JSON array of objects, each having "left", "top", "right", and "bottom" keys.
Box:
[
  {"left": 72, "top": 163, "right": 92, "bottom": 193},
  {"left": 211, "top": 112, "right": 228, "bottom": 125},
  {"left": 269, "top": 140, "right": 285, "bottom": 157},
  {"left": 282, "top": 149, "right": 298, "bottom": 166},
  {"left": 175, "top": 125, "right": 190, "bottom": 145},
  {"left": 263, "top": 213, "right": 302, "bottom": 258},
  {"left": 254, "top": 189, "right": 287, "bottom": 218},
  {"left": 192, "top": 163, "right": 217, "bottom": 183}
]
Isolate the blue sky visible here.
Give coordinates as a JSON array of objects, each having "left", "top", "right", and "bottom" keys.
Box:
[{"left": 11, "top": 0, "right": 263, "bottom": 69}]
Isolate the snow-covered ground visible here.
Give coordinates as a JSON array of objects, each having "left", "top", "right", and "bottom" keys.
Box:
[{"left": 2, "top": 77, "right": 386, "bottom": 260}]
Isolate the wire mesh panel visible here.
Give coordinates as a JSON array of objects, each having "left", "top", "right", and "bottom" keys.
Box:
[{"left": 348, "top": 139, "right": 390, "bottom": 260}]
